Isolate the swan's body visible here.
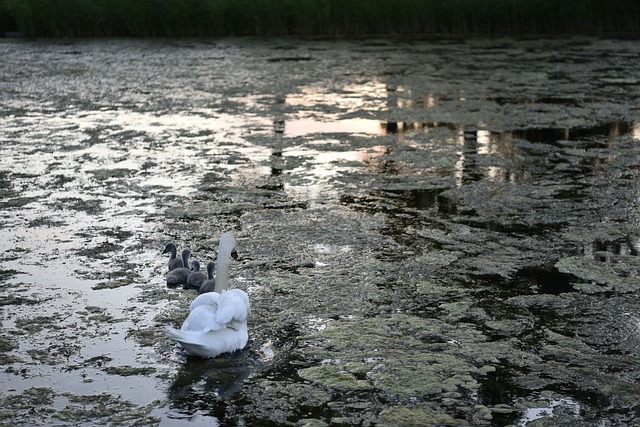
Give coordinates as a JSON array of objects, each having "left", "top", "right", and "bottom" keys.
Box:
[
  {"left": 165, "top": 232, "right": 247, "bottom": 358},
  {"left": 162, "top": 242, "right": 183, "bottom": 271},
  {"left": 166, "top": 249, "right": 191, "bottom": 287},
  {"left": 164, "top": 289, "right": 250, "bottom": 358},
  {"left": 199, "top": 261, "right": 216, "bottom": 294},
  {"left": 186, "top": 259, "right": 208, "bottom": 290}
]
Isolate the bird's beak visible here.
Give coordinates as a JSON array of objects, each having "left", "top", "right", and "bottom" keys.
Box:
[{"left": 231, "top": 250, "right": 239, "bottom": 260}]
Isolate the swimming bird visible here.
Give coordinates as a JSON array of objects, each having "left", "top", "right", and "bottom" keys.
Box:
[
  {"left": 198, "top": 261, "right": 216, "bottom": 294},
  {"left": 165, "top": 232, "right": 249, "bottom": 358},
  {"left": 162, "top": 242, "right": 183, "bottom": 271},
  {"left": 164, "top": 289, "right": 250, "bottom": 358},
  {"left": 186, "top": 259, "right": 208, "bottom": 290},
  {"left": 166, "top": 249, "right": 191, "bottom": 287}
]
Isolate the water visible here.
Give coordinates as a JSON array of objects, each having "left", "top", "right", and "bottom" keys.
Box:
[{"left": 0, "top": 37, "right": 639, "bottom": 426}]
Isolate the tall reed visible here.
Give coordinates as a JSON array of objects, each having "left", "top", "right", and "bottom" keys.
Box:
[{"left": 1, "top": 0, "right": 639, "bottom": 37}]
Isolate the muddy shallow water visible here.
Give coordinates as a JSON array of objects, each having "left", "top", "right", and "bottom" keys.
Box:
[{"left": 0, "top": 36, "right": 639, "bottom": 426}]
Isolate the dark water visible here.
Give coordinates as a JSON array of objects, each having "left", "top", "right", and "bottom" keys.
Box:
[{"left": 0, "top": 37, "right": 639, "bottom": 426}]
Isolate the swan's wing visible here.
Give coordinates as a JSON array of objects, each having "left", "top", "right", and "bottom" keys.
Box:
[
  {"left": 216, "top": 290, "right": 250, "bottom": 324},
  {"left": 189, "top": 292, "right": 219, "bottom": 311},
  {"left": 181, "top": 305, "right": 226, "bottom": 332}
]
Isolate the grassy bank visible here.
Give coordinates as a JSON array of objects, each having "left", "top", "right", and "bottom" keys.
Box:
[{"left": 1, "top": 0, "right": 639, "bottom": 37}]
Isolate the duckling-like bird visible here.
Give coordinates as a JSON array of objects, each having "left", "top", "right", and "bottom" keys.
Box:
[
  {"left": 186, "top": 259, "right": 208, "bottom": 290},
  {"left": 198, "top": 261, "right": 216, "bottom": 294},
  {"left": 162, "top": 242, "right": 183, "bottom": 271},
  {"left": 166, "top": 248, "right": 191, "bottom": 287},
  {"left": 165, "top": 232, "right": 248, "bottom": 358}
]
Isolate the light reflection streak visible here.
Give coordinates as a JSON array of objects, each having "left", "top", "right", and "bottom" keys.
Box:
[{"left": 283, "top": 118, "right": 386, "bottom": 137}]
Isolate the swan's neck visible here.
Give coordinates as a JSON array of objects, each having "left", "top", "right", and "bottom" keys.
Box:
[
  {"left": 214, "top": 235, "right": 235, "bottom": 293},
  {"left": 214, "top": 253, "right": 231, "bottom": 293}
]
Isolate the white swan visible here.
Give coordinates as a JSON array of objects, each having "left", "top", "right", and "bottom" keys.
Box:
[{"left": 165, "top": 232, "right": 249, "bottom": 358}]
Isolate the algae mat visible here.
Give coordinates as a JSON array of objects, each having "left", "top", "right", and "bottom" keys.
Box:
[{"left": 0, "top": 37, "right": 639, "bottom": 426}]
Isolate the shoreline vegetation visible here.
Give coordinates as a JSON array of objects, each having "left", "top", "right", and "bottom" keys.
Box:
[{"left": 1, "top": 0, "right": 639, "bottom": 38}]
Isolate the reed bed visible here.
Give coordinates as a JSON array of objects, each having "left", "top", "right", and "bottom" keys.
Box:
[{"left": 1, "top": 0, "right": 639, "bottom": 37}]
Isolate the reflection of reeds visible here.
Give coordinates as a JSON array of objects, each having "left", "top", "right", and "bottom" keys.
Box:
[{"left": 1, "top": 0, "right": 639, "bottom": 37}]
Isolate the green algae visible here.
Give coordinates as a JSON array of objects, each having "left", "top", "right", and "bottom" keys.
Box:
[
  {"left": 92, "top": 278, "right": 133, "bottom": 290},
  {"left": 298, "top": 365, "right": 373, "bottom": 391},
  {"left": 367, "top": 353, "right": 483, "bottom": 398},
  {"left": 379, "top": 405, "right": 468, "bottom": 427},
  {"left": 76, "top": 241, "right": 123, "bottom": 259},
  {"left": 238, "top": 379, "right": 332, "bottom": 425},
  {"left": 0, "top": 269, "right": 20, "bottom": 282},
  {"left": 555, "top": 256, "right": 640, "bottom": 293},
  {"left": 27, "top": 216, "right": 67, "bottom": 228},
  {"left": 88, "top": 168, "right": 137, "bottom": 180},
  {"left": 0, "top": 354, "right": 23, "bottom": 365},
  {"left": 14, "top": 315, "right": 65, "bottom": 333},
  {"left": 50, "top": 197, "right": 103, "bottom": 214},
  {"left": 300, "top": 314, "right": 496, "bottom": 406},
  {"left": 0, "top": 388, "right": 55, "bottom": 427},
  {"left": 77, "top": 305, "right": 122, "bottom": 324},
  {"left": 0, "top": 334, "right": 18, "bottom": 352},
  {"left": 0, "top": 294, "right": 39, "bottom": 306},
  {"left": 103, "top": 366, "right": 157, "bottom": 376},
  {"left": 54, "top": 393, "right": 160, "bottom": 426}
]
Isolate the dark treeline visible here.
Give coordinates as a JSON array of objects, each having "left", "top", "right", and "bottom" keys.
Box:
[{"left": 1, "top": 0, "right": 639, "bottom": 37}]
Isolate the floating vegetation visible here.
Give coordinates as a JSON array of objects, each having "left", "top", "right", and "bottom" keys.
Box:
[
  {"left": 92, "top": 278, "right": 132, "bottom": 290},
  {"left": 0, "top": 294, "right": 38, "bottom": 306},
  {"left": 0, "top": 269, "right": 20, "bottom": 282},
  {"left": 0, "top": 388, "right": 160, "bottom": 426},
  {"left": 0, "top": 334, "right": 18, "bottom": 352},
  {"left": 103, "top": 365, "right": 157, "bottom": 376},
  {"left": 50, "top": 197, "right": 102, "bottom": 214},
  {"left": 76, "top": 241, "right": 122, "bottom": 259},
  {"left": 54, "top": 393, "right": 160, "bottom": 425},
  {"left": 0, "top": 388, "right": 55, "bottom": 427}
]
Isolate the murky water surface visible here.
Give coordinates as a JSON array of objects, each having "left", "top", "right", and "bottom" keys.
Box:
[{"left": 1, "top": 37, "right": 640, "bottom": 426}]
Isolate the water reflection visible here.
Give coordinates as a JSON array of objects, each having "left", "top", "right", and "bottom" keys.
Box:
[
  {"left": 285, "top": 81, "right": 389, "bottom": 112},
  {"left": 282, "top": 118, "right": 386, "bottom": 137},
  {"left": 166, "top": 352, "right": 255, "bottom": 422}
]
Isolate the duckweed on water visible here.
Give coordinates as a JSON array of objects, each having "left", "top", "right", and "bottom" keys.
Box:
[
  {"left": 0, "top": 334, "right": 17, "bottom": 352},
  {"left": 379, "top": 405, "right": 466, "bottom": 427},
  {"left": 103, "top": 366, "right": 157, "bottom": 376},
  {"left": 0, "top": 388, "right": 55, "bottom": 427},
  {"left": 298, "top": 365, "right": 373, "bottom": 391},
  {"left": 92, "top": 278, "right": 133, "bottom": 290},
  {"left": 0, "top": 388, "right": 161, "bottom": 426},
  {"left": 555, "top": 255, "right": 640, "bottom": 293},
  {"left": 76, "top": 241, "right": 123, "bottom": 259},
  {"left": 300, "top": 314, "right": 495, "bottom": 401},
  {"left": 88, "top": 168, "right": 136, "bottom": 181},
  {"left": 54, "top": 393, "right": 160, "bottom": 425},
  {"left": 50, "top": 197, "right": 103, "bottom": 214},
  {"left": 0, "top": 293, "right": 38, "bottom": 307}
]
